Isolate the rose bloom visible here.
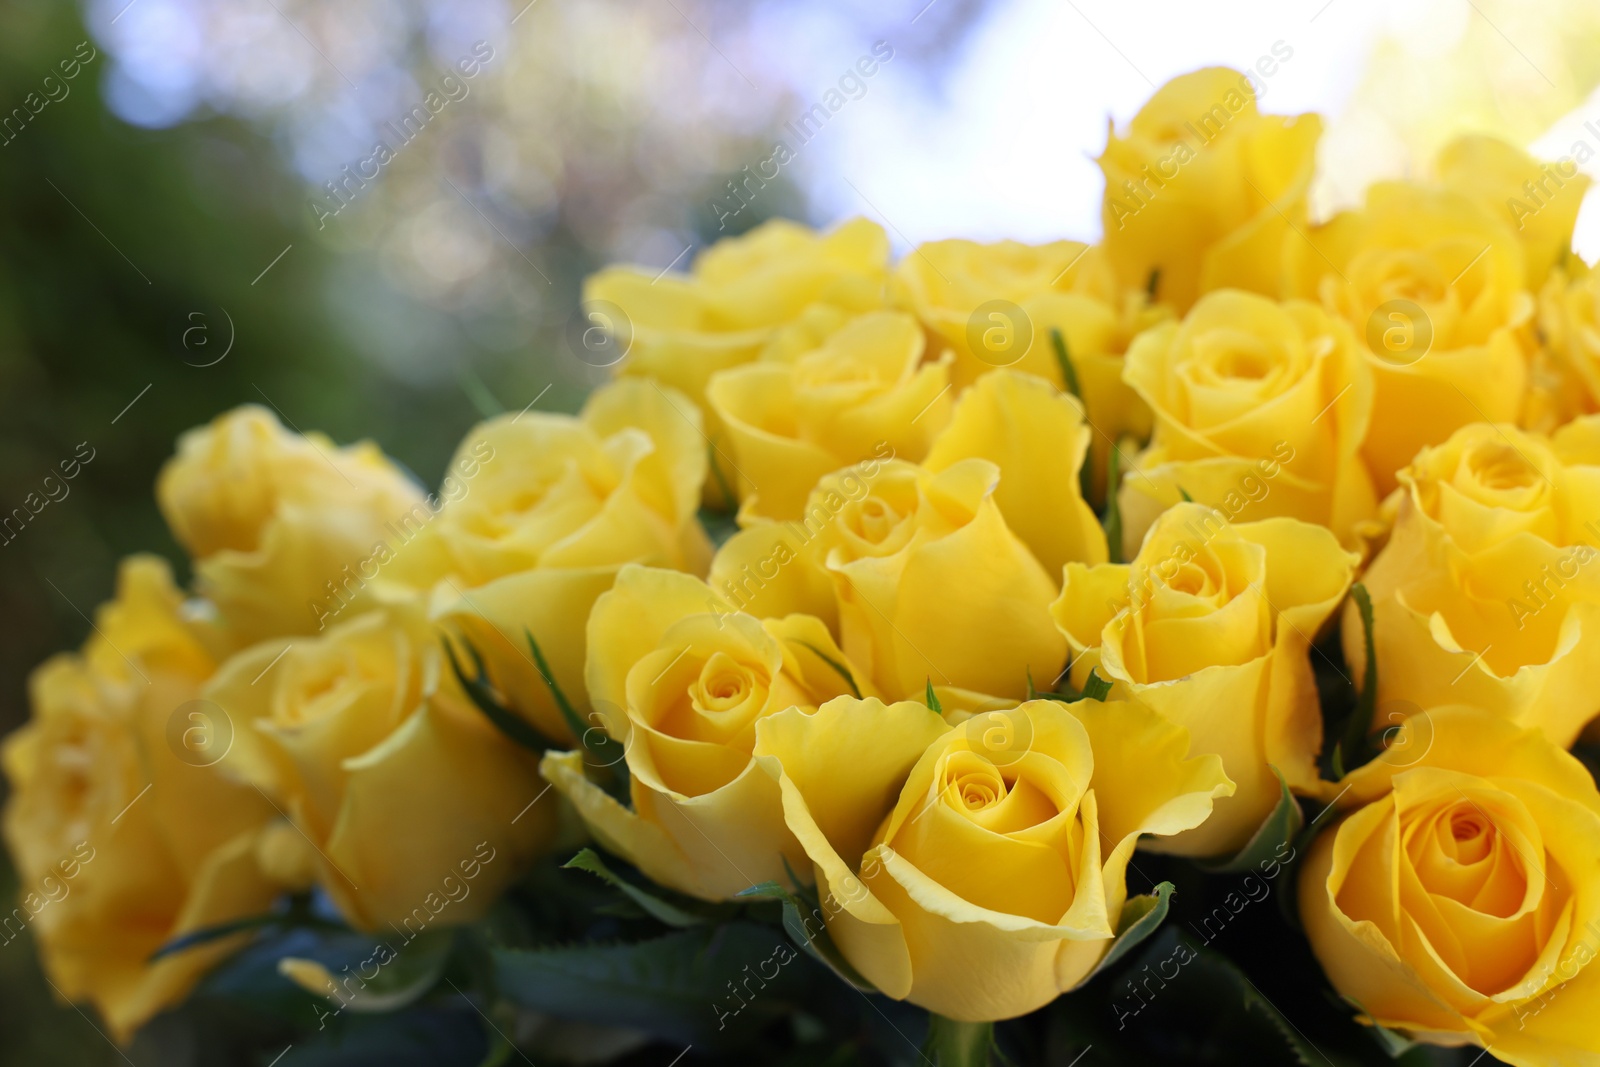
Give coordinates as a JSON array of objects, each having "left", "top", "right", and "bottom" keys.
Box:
[
  {"left": 542, "top": 565, "right": 866, "bottom": 900},
  {"left": 1435, "top": 134, "right": 1590, "bottom": 291},
  {"left": 754, "top": 695, "right": 1232, "bottom": 1021},
  {"left": 892, "top": 240, "right": 1168, "bottom": 505},
  {"left": 156, "top": 405, "right": 426, "bottom": 646},
  {"left": 387, "top": 378, "right": 709, "bottom": 745},
  {"left": 1052, "top": 502, "right": 1356, "bottom": 855},
  {"left": 1536, "top": 263, "right": 1600, "bottom": 426},
  {"left": 1118, "top": 289, "right": 1377, "bottom": 557},
  {"left": 585, "top": 218, "right": 889, "bottom": 503},
  {"left": 1342, "top": 417, "right": 1600, "bottom": 747},
  {"left": 2, "top": 557, "right": 281, "bottom": 1041},
  {"left": 706, "top": 311, "right": 953, "bottom": 522},
  {"left": 711, "top": 455, "right": 1068, "bottom": 703},
  {"left": 207, "top": 599, "right": 556, "bottom": 930},
  {"left": 1284, "top": 178, "right": 1533, "bottom": 496},
  {"left": 1301, "top": 707, "right": 1600, "bottom": 1066},
  {"left": 1099, "top": 64, "right": 1321, "bottom": 313}
]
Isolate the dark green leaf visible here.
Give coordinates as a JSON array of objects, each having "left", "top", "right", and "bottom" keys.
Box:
[
  {"left": 563, "top": 849, "right": 708, "bottom": 928},
  {"left": 1146, "top": 267, "right": 1161, "bottom": 300},
  {"left": 925, "top": 678, "right": 943, "bottom": 714},
  {"left": 1050, "top": 327, "right": 1083, "bottom": 401},
  {"left": 1337, "top": 583, "right": 1378, "bottom": 768},
  {"left": 1091, "top": 880, "right": 1174, "bottom": 979},
  {"left": 1178, "top": 485, "right": 1194, "bottom": 503},
  {"left": 738, "top": 881, "right": 875, "bottom": 993},
  {"left": 491, "top": 922, "right": 814, "bottom": 1047},
  {"left": 796, "top": 641, "right": 862, "bottom": 699},
  {"left": 1103, "top": 445, "right": 1124, "bottom": 565},
  {"left": 443, "top": 636, "right": 553, "bottom": 752},
  {"left": 148, "top": 912, "right": 287, "bottom": 963},
  {"left": 525, "top": 628, "right": 629, "bottom": 788},
  {"left": 1196, "top": 767, "right": 1303, "bottom": 874},
  {"left": 1078, "top": 668, "right": 1112, "bottom": 702}
]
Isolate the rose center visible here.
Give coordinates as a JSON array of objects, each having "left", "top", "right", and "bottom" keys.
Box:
[
  {"left": 1468, "top": 445, "right": 1540, "bottom": 492},
  {"left": 850, "top": 497, "right": 903, "bottom": 543}
]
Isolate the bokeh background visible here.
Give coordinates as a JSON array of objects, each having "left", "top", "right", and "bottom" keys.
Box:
[{"left": 4, "top": 0, "right": 1600, "bottom": 1061}]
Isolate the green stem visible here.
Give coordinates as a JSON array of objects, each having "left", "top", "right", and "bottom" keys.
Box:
[{"left": 924, "top": 1015, "right": 994, "bottom": 1067}]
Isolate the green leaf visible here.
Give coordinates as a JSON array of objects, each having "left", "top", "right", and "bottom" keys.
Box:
[
  {"left": 335, "top": 928, "right": 456, "bottom": 1014},
  {"left": 148, "top": 911, "right": 284, "bottom": 963},
  {"left": 925, "top": 678, "right": 943, "bottom": 714},
  {"left": 1177, "top": 485, "right": 1193, "bottom": 503},
  {"left": 923, "top": 1015, "right": 994, "bottom": 1067},
  {"left": 1338, "top": 583, "right": 1379, "bottom": 768},
  {"left": 1103, "top": 445, "right": 1124, "bottom": 565},
  {"left": 524, "top": 628, "right": 629, "bottom": 788},
  {"left": 491, "top": 922, "right": 813, "bottom": 1047},
  {"left": 443, "top": 635, "right": 554, "bottom": 752},
  {"left": 1050, "top": 328, "right": 1083, "bottom": 400},
  {"left": 1196, "top": 767, "right": 1303, "bottom": 874},
  {"left": 1146, "top": 267, "right": 1161, "bottom": 300},
  {"left": 737, "top": 881, "right": 875, "bottom": 993},
  {"left": 1090, "top": 880, "right": 1174, "bottom": 979},
  {"left": 563, "top": 849, "right": 707, "bottom": 928},
  {"left": 1077, "top": 668, "right": 1112, "bottom": 702},
  {"left": 795, "top": 641, "right": 862, "bottom": 699}
]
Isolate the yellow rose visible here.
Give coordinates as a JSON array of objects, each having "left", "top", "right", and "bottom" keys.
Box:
[
  {"left": 206, "top": 600, "right": 556, "bottom": 931},
  {"left": 1536, "top": 264, "right": 1600, "bottom": 425},
  {"left": 156, "top": 404, "right": 426, "bottom": 646},
  {"left": 754, "top": 695, "right": 1232, "bottom": 1020},
  {"left": 1100, "top": 65, "right": 1322, "bottom": 312},
  {"left": 390, "top": 378, "right": 709, "bottom": 744},
  {"left": 1300, "top": 706, "right": 1600, "bottom": 1066},
  {"left": 923, "top": 369, "right": 1108, "bottom": 577},
  {"left": 890, "top": 240, "right": 1166, "bottom": 502},
  {"left": 712, "top": 457, "right": 1068, "bottom": 702},
  {"left": 585, "top": 218, "right": 889, "bottom": 503},
  {"left": 1285, "top": 180, "right": 1533, "bottom": 496},
  {"left": 706, "top": 311, "right": 952, "bottom": 522},
  {"left": 1117, "top": 289, "right": 1378, "bottom": 556},
  {"left": 1342, "top": 417, "right": 1600, "bottom": 747},
  {"left": 1052, "top": 502, "right": 1357, "bottom": 855},
  {"left": 1436, "top": 134, "right": 1591, "bottom": 290},
  {"left": 2, "top": 556, "right": 280, "bottom": 1042},
  {"left": 540, "top": 565, "right": 866, "bottom": 900}
]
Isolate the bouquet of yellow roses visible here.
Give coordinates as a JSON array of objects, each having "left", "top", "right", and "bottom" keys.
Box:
[{"left": 9, "top": 66, "right": 1600, "bottom": 1067}]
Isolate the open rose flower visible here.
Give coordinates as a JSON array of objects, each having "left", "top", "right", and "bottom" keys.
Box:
[
  {"left": 1536, "top": 263, "right": 1600, "bottom": 426},
  {"left": 156, "top": 405, "right": 426, "bottom": 646},
  {"left": 1052, "top": 502, "right": 1356, "bottom": 855},
  {"left": 1118, "top": 289, "right": 1377, "bottom": 556},
  {"left": 388, "top": 378, "right": 709, "bottom": 744},
  {"left": 1285, "top": 179, "right": 1533, "bottom": 495},
  {"left": 1301, "top": 706, "right": 1600, "bottom": 1067},
  {"left": 706, "top": 311, "right": 951, "bottom": 522},
  {"left": 585, "top": 218, "right": 889, "bottom": 503},
  {"left": 754, "top": 695, "right": 1232, "bottom": 1020},
  {"left": 711, "top": 456, "right": 1068, "bottom": 702},
  {"left": 540, "top": 565, "right": 866, "bottom": 900},
  {"left": 2, "top": 557, "right": 280, "bottom": 1041},
  {"left": 1342, "top": 417, "right": 1600, "bottom": 747},
  {"left": 206, "top": 600, "right": 556, "bottom": 930},
  {"left": 892, "top": 240, "right": 1167, "bottom": 503},
  {"left": 1436, "top": 134, "right": 1590, "bottom": 291},
  {"left": 1099, "top": 64, "right": 1321, "bottom": 312}
]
